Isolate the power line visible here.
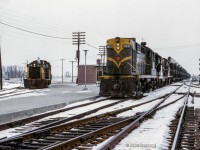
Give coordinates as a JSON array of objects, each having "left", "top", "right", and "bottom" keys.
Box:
[
  {"left": 0, "top": 7, "right": 73, "bottom": 35},
  {"left": 86, "top": 43, "right": 99, "bottom": 50},
  {"left": 0, "top": 13, "right": 72, "bottom": 36},
  {"left": 1, "top": 29, "right": 72, "bottom": 44},
  {"left": 0, "top": 20, "right": 72, "bottom": 40},
  {"left": 155, "top": 43, "right": 200, "bottom": 50}
]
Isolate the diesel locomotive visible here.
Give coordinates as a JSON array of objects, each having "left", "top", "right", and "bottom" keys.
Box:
[
  {"left": 24, "top": 59, "right": 51, "bottom": 89},
  {"left": 99, "top": 37, "right": 190, "bottom": 97}
]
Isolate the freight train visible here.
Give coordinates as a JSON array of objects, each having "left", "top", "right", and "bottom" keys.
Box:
[
  {"left": 99, "top": 37, "right": 190, "bottom": 97},
  {"left": 24, "top": 59, "right": 51, "bottom": 89}
]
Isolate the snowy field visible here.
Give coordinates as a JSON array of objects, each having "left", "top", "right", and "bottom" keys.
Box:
[{"left": 0, "top": 80, "right": 200, "bottom": 150}]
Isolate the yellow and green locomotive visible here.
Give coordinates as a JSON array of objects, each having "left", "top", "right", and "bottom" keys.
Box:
[
  {"left": 100, "top": 37, "right": 138, "bottom": 97},
  {"left": 99, "top": 37, "right": 190, "bottom": 97},
  {"left": 24, "top": 59, "right": 51, "bottom": 89}
]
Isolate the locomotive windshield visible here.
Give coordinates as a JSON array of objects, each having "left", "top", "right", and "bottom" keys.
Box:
[{"left": 29, "top": 67, "right": 40, "bottom": 79}]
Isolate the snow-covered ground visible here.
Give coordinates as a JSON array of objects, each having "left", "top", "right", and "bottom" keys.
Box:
[
  {"left": 113, "top": 97, "right": 186, "bottom": 150},
  {"left": 2, "top": 79, "right": 23, "bottom": 89},
  {"left": 1, "top": 80, "right": 200, "bottom": 150},
  {"left": 0, "top": 78, "right": 99, "bottom": 116},
  {"left": 92, "top": 82, "right": 200, "bottom": 150}
]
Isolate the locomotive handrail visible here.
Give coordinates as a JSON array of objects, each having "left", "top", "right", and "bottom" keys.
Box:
[{"left": 126, "top": 61, "right": 137, "bottom": 72}]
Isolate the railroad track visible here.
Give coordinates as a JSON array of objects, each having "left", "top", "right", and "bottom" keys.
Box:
[
  {"left": 167, "top": 85, "right": 196, "bottom": 149},
  {"left": 0, "top": 84, "right": 176, "bottom": 131},
  {"left": 0, "top": 94, "right": 165, "bottom": 135},
  {"left": 0, "top": 87, "right": 33, "bottom": 99},
  {"left": 0, "top": 97, "right": 114, "bottom": 131},
  {"left": 0, "top": 83, "right": 188, "bottom": 150}
]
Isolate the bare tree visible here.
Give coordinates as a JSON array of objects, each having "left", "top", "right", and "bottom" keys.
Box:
[{"left": 3, "top": 65, "right": 24, "bottom": 79}]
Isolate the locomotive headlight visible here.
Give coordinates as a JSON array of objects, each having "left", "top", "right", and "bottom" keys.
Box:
[{"left": 116, "top": 43, "right": 120, "bottom": 50}]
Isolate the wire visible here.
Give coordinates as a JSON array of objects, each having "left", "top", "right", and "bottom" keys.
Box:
[
  {"left": 0, "top": 7, "right": 73, "bottom": 35},
  {"left": 155, "top": 43, "right": 200, "bottom": 49},
  {"left": 86, "top": 43, "right": 99, "bottom": 50},
  {"left": 1, "top": 29, "right": 70, "bottom": 44},
  {"left": 0, "top": 20, "right": 72, "bottom": 40}
]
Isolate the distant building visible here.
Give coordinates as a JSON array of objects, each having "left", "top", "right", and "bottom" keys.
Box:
[
  {"left": 78, "top": 65, "right": 96, "bottom": 84},
  {"left": 77, "top": 60, "right": 106, "bottom": 84}
]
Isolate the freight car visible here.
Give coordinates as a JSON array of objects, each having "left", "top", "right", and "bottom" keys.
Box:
[
  {"left": 99, "top": 37, "right": 190, "bottom": 97},
  {"left": 24, "top": 59, "right": 51, "bottom": 89}
]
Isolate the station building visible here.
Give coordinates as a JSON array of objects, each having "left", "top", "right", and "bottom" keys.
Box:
[{"left": 77, "top": 59, "right": 106, "bottom": 85}]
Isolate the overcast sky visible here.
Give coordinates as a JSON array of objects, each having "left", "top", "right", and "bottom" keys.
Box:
[{"left": 0, "top": 0, "right": 200, "bottom": 76}]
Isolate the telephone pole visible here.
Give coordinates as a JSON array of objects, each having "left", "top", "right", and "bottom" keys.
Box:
[
  {"left": 99, "top": 46, "right": 106, "bottom": 75},
  {"left": 61, "top": 59, "right": 65, "bottom": 82},
  {"left": 72, "top": 32, "right": 86, "bottom": 84},
  {"left": 69, "top": 60, "right": 76, "bottom": 83},
  {"left": 72, "top": 32, "right": 86, "bottom": 65},
  {"left": 83, "top": 50, "right": 88, "bottom": 90},
  {"left": 199, "top": 58, "right": 200, "bottom": 84},
  {"left": 97, "top": 53, "right": 103, "bottom": 75},
  {"left": 0, "top": 45, "right": 2, "bottom": 90}
]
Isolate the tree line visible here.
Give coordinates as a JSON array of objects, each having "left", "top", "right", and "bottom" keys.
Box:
[{"left": 3, "top": 66, "right": 25, "bottom": 79}]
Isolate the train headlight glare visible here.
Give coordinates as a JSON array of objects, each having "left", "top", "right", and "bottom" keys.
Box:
[{"left": 117, "top": 47, "right": 120, "bottom": 50}]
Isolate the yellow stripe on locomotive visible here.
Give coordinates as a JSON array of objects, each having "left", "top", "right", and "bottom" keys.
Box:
[{"left": 107, "top": 37, "right": 132, "bottom": 54}]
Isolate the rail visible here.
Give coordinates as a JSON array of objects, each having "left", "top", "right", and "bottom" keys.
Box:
[
  {"left": 0, "top": 92, "right": 173, "bottom": 149},
  {"left": 0, "top": 96, "right": 103, "bottom": 131},
  {"left": 171, "top": 85, "right": 191, "bottom": 150},
  {"left": 0, "top": 83, "right": 188, "bottom": 149},
  {"left": 97, "top": 84, "right": 185, "bottom": 150}
]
